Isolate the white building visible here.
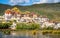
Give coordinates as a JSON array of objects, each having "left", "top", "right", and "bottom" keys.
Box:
[
  {"left": 41, "top": 21, "right": 55, "bottom": 28},
  {"left": 54, "top": 23, "right": 60, "bottom": 29}
]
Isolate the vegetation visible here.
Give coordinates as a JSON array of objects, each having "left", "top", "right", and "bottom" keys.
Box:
[
  {"left": 42, "top": 27, "right": 54, "bottom": 30},
  {"left": 16, "top": 23, "right": 40, "bottom": 30},
  {"left": 0, "top": 22, "right": 60, "bottom": 30},
  {"left": 0, "top": 22, "right": 12, "bottom": 29}
]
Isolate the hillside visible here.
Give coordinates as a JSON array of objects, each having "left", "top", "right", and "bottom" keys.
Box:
[{"left": 0, "top": 3, "right": 60, "bottom": 21}]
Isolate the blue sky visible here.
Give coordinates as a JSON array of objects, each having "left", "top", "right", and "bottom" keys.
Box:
[
  {"left": 0, "top": 0, "right": 9, "bottom": 4},
  {"left": 0, "top": 0, "right": 60, "bottom": 6}
]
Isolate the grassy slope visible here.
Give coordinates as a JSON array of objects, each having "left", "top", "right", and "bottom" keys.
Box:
[{"left": 0, "top": 3, "right": 60, "bottom": 21}]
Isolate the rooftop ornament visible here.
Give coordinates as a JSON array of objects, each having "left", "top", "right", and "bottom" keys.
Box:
[
  {"left": 11, "top": 7, "right": 21, "bottom": 13},
  {"left": 5, "top": 9, "right": 11, "bottom": 14}
]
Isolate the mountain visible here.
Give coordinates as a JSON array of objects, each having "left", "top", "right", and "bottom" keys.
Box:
[{"left": 0, "top": 3, "right": 60, "bottom": 21}]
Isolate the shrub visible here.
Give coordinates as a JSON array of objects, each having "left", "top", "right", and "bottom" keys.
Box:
[
  {"left": 28, "top": 23, "right": 40, "bottom": 30},
  {"left": 42, "top": 26, "right": 54, "bottom": 30},
  {"left": 0, "top": 22, "right": 12, "bottom": 29},
  {"left": 16, "top": 23, "right": 40, "bottom": 30},
  {"left": 46, "top": 27, "right": 54, "bottom": 30}
]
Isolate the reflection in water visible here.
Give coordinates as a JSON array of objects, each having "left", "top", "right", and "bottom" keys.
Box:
[
  {"left": 0, "top": 31, "right": 60, "bottom": 38},
  {"left": 11, "top": 32, "right": 16, "bottom": 36},
  {"left": 0, "top": 32, "right": 3, "bottom": 38}
]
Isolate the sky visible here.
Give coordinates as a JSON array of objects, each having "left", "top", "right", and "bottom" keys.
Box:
[{"left": 0, "top": 0, "right": 60, "bottom": 6}]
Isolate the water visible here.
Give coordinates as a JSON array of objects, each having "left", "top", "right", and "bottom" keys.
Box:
[{"left": 0, "top": 31, "right": 60, "bottom": 38}]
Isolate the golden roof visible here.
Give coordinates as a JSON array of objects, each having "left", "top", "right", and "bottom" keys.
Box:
[{"left": 11, "top": 7, "right": 21, "bottom": 12}]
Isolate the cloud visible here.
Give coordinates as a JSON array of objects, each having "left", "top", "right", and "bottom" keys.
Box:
[
  {"left": 9, "top": 0, "right": 33, "bottom": 6},
  {"left": 10, "top": 0, "right": 23, "bottom": 5},
  {"left": 33, "top": 0, "right": 48, "bottom": 4},
  {"left": 54, "top": 0, "right": 60, "bottom": 3},
  {"left": 9, "top": 0, "right": 60, "bottom": 6}
]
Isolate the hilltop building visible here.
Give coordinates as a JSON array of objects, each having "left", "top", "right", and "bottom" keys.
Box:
[
  {"left": 0, "top": 7, "right": 60, "bottom": 29},
  {"left": 4, "top": 7, "right": 49, "bottom": 23}
]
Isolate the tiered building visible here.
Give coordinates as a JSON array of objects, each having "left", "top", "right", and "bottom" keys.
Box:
[
  {"left": 4, "top": 7, "right": 49, "bottom": 23},
  {"left": 1, "top": 7, "right": 60, "bottom": 29}
]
